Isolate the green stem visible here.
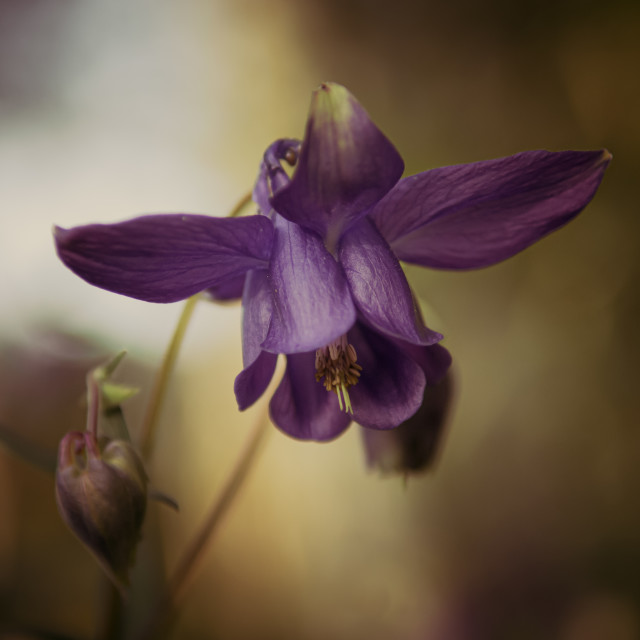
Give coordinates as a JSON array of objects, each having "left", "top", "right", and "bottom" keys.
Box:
[
  {"left": 137, "top": 410, "right": 270, "bottom": 640},
  {"left": 86, "top": 372, "right": 100, "bottom": 438},
  {"left": 138, "top": 295, "right": 200, "bottom": 459}
]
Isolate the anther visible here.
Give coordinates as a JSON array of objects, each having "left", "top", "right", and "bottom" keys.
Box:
[{"left": 314, "top": 335, "right": 361, "bottom": 415}]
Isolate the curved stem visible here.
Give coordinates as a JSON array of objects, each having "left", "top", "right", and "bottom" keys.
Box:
[
  {"left": 138, "top": 295, "right": 200, "bottom": 459},
  {"left": 137, "top": 409, "right": 270, "bottom": 640},
  {"left": 228, "top": 191, "right": 253, "bottom": 217},
  {"left": 138, "top": 190, "right": 251, "bottom": 457}
]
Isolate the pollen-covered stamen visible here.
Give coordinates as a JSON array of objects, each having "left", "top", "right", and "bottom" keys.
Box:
[{"left": 315, "top": 335, "right": 362, "bottom": 414}]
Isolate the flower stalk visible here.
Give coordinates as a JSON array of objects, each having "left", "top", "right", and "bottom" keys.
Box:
[
  {"left": 228, "top": 190, "right": 254, "bottom": 217},
  {"left": 138, "top": 294, "right": 200, "bottom": 459},
  {"left": 138, "top": 404, "right": 270, "bottom": 640},
  {"left": 86, "top": 367, "right": 101, "bottom": 438}
]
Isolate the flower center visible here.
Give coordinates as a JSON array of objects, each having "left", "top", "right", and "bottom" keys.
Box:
[{"left": 315, "top": 335, "right": 362, "bottom": 414}]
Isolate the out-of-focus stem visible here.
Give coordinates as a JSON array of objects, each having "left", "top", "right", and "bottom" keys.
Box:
[
  {"left": 137, "top": 408, "right": 270, "bottom": 640},
  {"left": 138, "top": 295, "right": 200, "bottom": 459},
  {"left": 97, "top": 579, "right": 124, "bottom": 640}
]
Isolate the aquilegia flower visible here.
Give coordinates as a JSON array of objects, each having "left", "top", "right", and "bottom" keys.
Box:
[{"left": 54, "top": 83, "right": 610, "bottom": 442}]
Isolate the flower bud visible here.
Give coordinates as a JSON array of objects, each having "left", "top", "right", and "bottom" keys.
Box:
[
  {"left": 362, "top": 372, "right": 453, "bottom": 476},
  {"left": 55, "top": 431, "right": 148, "bottom": 590}
]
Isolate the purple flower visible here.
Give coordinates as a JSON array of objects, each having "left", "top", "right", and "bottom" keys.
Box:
[{"left": 54, "top": 83, "right": 610, "bottom": 442}]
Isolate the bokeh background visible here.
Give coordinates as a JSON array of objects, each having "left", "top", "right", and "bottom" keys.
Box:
[{"left": 1, "top": 0, "right": 639, "bottom": 638}]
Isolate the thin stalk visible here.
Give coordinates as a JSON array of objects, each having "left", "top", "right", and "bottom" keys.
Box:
[
  {"left": 86, "top": 372, "right": 100, "bottom": 438},
  {"left": 137, "top": 190, "right": 251, "bottom": 457},
  {"left": 98, "top": 297, "right": 200, "bottom": 638},
  {"left": 97, "top": 579, "right": 124, "bottom": 640},
  {"left": 138, "top": 295, "right": 200, "bottom": 459},
  {"left": 228, "top": 191, "right": 253, "bottom": 217},
  {"left": 137, "top": 409, "right": 270, "bottom": 640}
]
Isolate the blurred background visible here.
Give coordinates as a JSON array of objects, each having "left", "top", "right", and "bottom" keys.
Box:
[{"left": 0, "top": 0, "right": 639, "bottom": 638}]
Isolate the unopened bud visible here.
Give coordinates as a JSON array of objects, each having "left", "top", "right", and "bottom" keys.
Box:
[
  {"left": 362, "top": 372, "right": 453, "bottom": 476},
  {"left": 55, "top": 431, "right": 148, "bottom": 590}
]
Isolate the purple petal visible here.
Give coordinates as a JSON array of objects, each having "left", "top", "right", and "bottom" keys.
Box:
[
  {"left": 269, "top": 351, "right": 352, "bottom": 441},
  {"left": 253, "top": 139, "right": 301, "bottom": 216},
  {"left": 240, "top": 270, "right": 272, "bottom": 366},
  {"left": 55, "top": 214, "right": 274, "bottom": 303},
  {"left": 234, "top": 270, "right": 277, "bottom": 410},
  {"left": 339, "top": 218, "right": 442, "bottom": 345},
  {"left": 207, "top": 274, "right": 246, "bottom": 301},
  {"left": 371, "top": 150, "right": 611, "bottom": 269},
  {"left": 252, "top": 161, "right": 272, "bottom": 217},
  {"left": 361, "top": 370, "right": 454, "bottom": 475},
  {"left": 271, "top": 83, "right": 404, "bottom": 248},
  {"left": 234, "top": 350, "right": 277, "bottom": 411},
  {"left": 394, "top": 342, "right": 452, "bottom": 385},
  {"left": 348, "top": 323, "right": 426, "bottom": 430},
  {"left": 261, "top": 216, "right": 356, "bottom": 354}
]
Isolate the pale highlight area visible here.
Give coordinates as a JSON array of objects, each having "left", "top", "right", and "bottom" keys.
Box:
[{"left": 0, "top": 0, "right": 312, "bottom": 352}]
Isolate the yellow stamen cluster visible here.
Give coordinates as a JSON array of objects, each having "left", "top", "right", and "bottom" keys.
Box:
[{"left": 315, "top": 335, "right": 362, "bottom": 414}]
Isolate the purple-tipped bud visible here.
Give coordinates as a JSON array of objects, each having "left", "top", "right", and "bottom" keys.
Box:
[
  {"left": 362, "top": 372, "right": 453, "bottom": 476},
  {"left": 55, "top": 431, "right": 148, "bottom": 590}
]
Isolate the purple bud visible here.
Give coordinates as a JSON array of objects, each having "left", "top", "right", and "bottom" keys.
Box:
[
  {"left": 361, "top": 372, "right": 453, "bottom": 476},
  {"left": 55, "top": 431, "right": 148, "bottom": 590}
]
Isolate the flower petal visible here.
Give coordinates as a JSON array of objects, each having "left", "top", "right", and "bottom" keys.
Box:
[
  {"left": 361, "top": 370, "right": 454, "bottom": 475},
  {"left": 339, "top": 218, "right": 442, "bottom": 345},
  {"left": 395, "top": 342, "right": 452, "bottom": 385},
  {"left": 348, "top": 323, "right": 426, "bottom": 430},
  {"left": 371, "top": 150, "right": 611, "bottom": 269},
  {"left": 253, "top": 139, "right": 301, "bottom": 216},
  {"left": 234, "top": 350, "right": 278, "bottom": 411},
  {"left": 234, "top": 270, "right": 277, "bottom": 410},
  {"left": 271, "top": 83, "right": 404, "bottom": 248},
  {"left": 55, "top": 214, "right": 274, "bottom": 303},
  {"left": 261, "top": 216, "right": 356, "bottom": 354},
  {"left": 269, "top": 351, "right": 352, "bottom": 441},
  {"left": 207, "top": 274, "right": 246, "bottom": 301}
]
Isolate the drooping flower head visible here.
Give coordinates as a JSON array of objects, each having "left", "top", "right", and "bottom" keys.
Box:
[{"left": 55, "top": 83, "right": 610, "bottom": 443}]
